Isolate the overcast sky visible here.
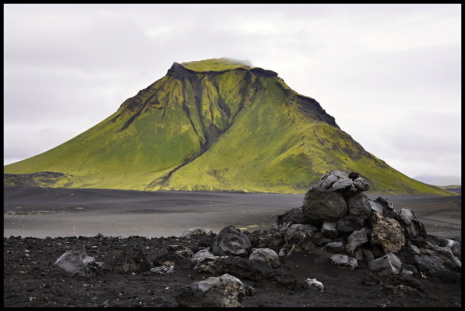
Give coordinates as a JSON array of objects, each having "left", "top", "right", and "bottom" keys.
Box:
[{"left": 4, "top": 4, "right": 461, "bottom": 183}]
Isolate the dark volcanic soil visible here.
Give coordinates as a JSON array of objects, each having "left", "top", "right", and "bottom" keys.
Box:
[{"left": 3, "top": 234, "right": 462, "bottom": 308}]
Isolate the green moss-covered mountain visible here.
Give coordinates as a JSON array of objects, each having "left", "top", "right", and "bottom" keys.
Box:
[{"left": 4, "top": 58, "right": 455, "bottom": 195}]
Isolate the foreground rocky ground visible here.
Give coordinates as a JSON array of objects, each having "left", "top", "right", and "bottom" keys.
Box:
[{"left": 2, "top": 232, "right": 461, "bottom": 308}]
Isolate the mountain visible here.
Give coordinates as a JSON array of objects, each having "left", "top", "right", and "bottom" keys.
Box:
[
  {"left": 3, "top": 58, "right": 455, "bottom": 195},
  {"left": 413, "top": 175, "right": 461, "bottom": 187}
]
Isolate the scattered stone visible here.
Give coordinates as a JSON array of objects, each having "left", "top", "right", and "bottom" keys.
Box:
[
  {"left": 176, "top": 273, "right": 245, "bottom": 307},
  {"left": 330, "top": 254, "right": 358, "bottom": 270},
  {"left": 54, "top": 244, "right": 96, "bottom": 277},
  {"left": 368, "top": 253, "right": 402, "bottom": 276},
  {"left": 182, "top": 227, "right": 214, "bottom": 238},
  {"left": 151, "top": 265, "right": 175, "bottom": 275},
  {"left": 304, "top": 278, "right": 324, "bottom": 292},
  {"left": 191, "top": 248, "right": 218, "bottom": 266},
  {"left": 211, "top": 226, "right": 251, "bottom": 257},
  {"left": 249, "top": 248, "right": 281, "bottom": 268}
]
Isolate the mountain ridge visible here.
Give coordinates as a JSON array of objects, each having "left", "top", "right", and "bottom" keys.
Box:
[{"left": 3, "top": 58, "right": 456, "bottom": 196}]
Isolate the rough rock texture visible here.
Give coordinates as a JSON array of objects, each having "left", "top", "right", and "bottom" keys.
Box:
[
  {"left": 370, "top": 211, "right": 406, "bottom": 253},
  {"left": 210, "top": 225, "right": 251, "bottom": 257},
  {"left": 302, "top": 187, "right": 348, "bottom": 224},
  {"left": 176, "top": 273, "right": 245, "bottom": 307}
]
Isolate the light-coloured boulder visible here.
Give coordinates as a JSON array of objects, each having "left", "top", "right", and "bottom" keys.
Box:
[
  {"left": 368, "top": 252, "right": 402, "bottom": 276},
  {"left": 182, "top": 227, "right": 214, "bottom": 238},
  {"left": 176, "top": 273, "right": 245, "bottom": 307},
  {"left": 54, "top": 244, "right": 95, "bottom": 277},
  {"left": 249, "top": 248, "right": 281, "bottom": 268}
]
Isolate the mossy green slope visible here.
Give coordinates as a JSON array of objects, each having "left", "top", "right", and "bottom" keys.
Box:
[{"left": 4, "top": 58, "right": 455, "bottom": 195}]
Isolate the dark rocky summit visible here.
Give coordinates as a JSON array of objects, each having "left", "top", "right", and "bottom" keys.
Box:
[{"left": 3, "top": 171, "right": 461, "bottom": 307}]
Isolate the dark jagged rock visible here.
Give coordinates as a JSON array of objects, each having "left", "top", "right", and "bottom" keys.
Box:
[
  {"left": 302, "top": 187, "right": 348, "bottom": 225},
  {"left": 211, "top": 225, "right": 251, "bottom": 257}
]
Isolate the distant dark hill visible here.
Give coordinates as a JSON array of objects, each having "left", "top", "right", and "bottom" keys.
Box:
[
  {"left": 3, "top": 58, "right": 455, "bottom": 195},
  {"left": 414, "top": 175, "right": 461, "bottom": 187}
]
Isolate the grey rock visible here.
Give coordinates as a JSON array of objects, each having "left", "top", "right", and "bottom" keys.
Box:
[
  {"left": 368, "top": 200, "right": 384, "bottom": 213},
  {"left": 368, "top": 252, "right": 402, "bottom": 276},
  {"left": 397, "top": 208, "right": 427, "bottom": 239},
  {"left": 284, "top": 224, "right": 314, "bottom": 245},
  {"left": 374, "top": 197, "right": 397, "bottom": 219},
  {"left": 191, "top": 248, "right": 217, "bottom": 266},
  {"left": 336, "top": 215, "right": 365, "bottom": 233},
  {"left": 249, "top": 248, "right": 281, "bottom": 268},
  {"left": 182, "top": 227, "right": 214, "bottom": 238},
  {"left": 352, "top": 177, "right": 370, "bottom": 192},
  {"left": 304, "top": 278, "right": 324, "bottom": 292},
  {"left": 54, "top": 244, "right": 96, "bottom": 277},
  {"left": 330, "top": 254, "right": 358, "bottom": 270},
  {"left": 176, "top": 273, "right": 245, "bottom": 307},
  {"left": 248, "top": 228, "right": 284, "bottom": 253},
  {"left": 345, "top": 228, "right": 368, "bottom": 256},
  {"left": 413, "top": 254, "right": 446, "bottom": 274},
  {"left": 347, "top": 192, "right": 372, "bottom": 219},
  {"left": 425, "top": 241, "right": 461, "bottom": 270},
  {"left": 211, "top": 225, "right": 251, "bottom": 257},
  {"left": 302, "top": 187, "right": 348, "bottom": 225},
  {"left": 319, "top": 171, "right": 344, "bottom": 189},
  {"left": 321, "top": 222, "right": 338, "bottom": 238},
  {"left": 330, "top": 177, "right": 353, "bottom": 192},
  {"left": 150, "top": 265, "right": 175, "bottom": 275},
  {"left": 276, "top": 207, "right": 305, "bottom": 228}
]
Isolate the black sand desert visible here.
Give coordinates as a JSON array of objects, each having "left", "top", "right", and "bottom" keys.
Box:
[{"left": 3, "top": 186, "right": 462, "bottom": 307}]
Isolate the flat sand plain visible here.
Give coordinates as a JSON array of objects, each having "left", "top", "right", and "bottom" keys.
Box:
[{"left": 3, "top": 186, "right": 461, "bottom": 239}]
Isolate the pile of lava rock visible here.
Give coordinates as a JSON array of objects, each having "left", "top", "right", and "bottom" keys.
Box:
[{"left": 248, "top": 170, "right": 461, "bottom": 281}]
